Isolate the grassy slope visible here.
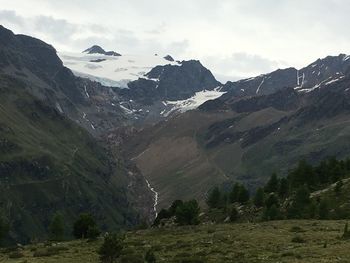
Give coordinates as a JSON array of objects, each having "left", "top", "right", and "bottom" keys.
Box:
[
  {"left": 126, "top": 104, "right": 350, "bottom": 209},
  {"left": 2, "top": 220, "right": 350, "bottom": 262},
  {"left": 124, "top": 110, "right": 237, "bottom": 209},
  {"left": 0, "top": 75, "right": 135, "bottom": 242}
]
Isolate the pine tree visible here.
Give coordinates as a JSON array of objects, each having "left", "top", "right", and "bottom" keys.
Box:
[
  {"left": 265, "top": 193, "right": 279, "bottom": 209},
  {"left": 278, "top": 178, "right": 289, "bottom": 198},
  {"left": 206, "top": 187, "right": 221, "bottom": 209},
  {"left": 73, "top": 213, "right": 98, "bottom": 239},
  {"left": 254, "top": 187, "right": 265, "bottom": 207},
  {"left": 289, "top": 160, "right": 316, "bottom": 189},
  {"left": 295, "top": 185, "right": 310, "bottom": 205},
  {"left": 267, "top": 204, "right": 280, "bottom": 220},
  {"left": 265, "top": 173, "right": 279, "bottom": 193},
  {"left": 0, "top": 217, "right": 9, "bottom": 245},
  {"left": 237, "top": 185, "right": 250, "bottom": 204},
  {"left": 287, "top": 185, "right": 311, "bottom": 219},
  {"left": 168, "top": 200, "right": 184, "bottom": 216},
  {"left": 49, "top": 212, "right": 64, "bottom": 241},
  {"left": 175, "top": 200, "right": 200, "bottom": 225},
  {"left": 229, "top": 183, "right": 240, "bottom": 203}
]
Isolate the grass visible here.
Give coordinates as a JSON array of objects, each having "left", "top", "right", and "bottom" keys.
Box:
[{"left": 1, "top": 220, "right": 350, "bottom": 262}]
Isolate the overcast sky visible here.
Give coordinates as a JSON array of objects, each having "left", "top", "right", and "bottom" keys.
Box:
[{"left": 0, "top": 0, "right": 349, "bottom": 81}]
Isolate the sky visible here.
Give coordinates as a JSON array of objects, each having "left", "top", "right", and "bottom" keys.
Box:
[{"left": 0, "top": 0, "right": 349, "bottom": 82}]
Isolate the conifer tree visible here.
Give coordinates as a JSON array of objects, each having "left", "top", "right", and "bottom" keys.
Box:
[
  {"left": 0, "top": 217, "right": 9, "bottom": 245},
  {"left": 206, "top": 187, "right": 221, "bottom": 208},
  {"left": 278, "top": 178, "right": 289, "bottom": 198},
  {"left": 49, "top": 212, "right": 64, "bottom": 241},
  {"left": 175, "top": 200, "right": 200, "bottom": 225},
  {"left": 254, "top": 187, "right": 265, "bottom": 207},
  {"left": 73, "top": 213, "right": 98, "bottom": 239},
  {"left": 237, "top": 185, "right": 250, "bottom": 204},
  {"left": 229, "top": 183, "right": 240, "bottom": 203},
  {"left": 265, "top": 173, "right": 279, "bottom": 193}
]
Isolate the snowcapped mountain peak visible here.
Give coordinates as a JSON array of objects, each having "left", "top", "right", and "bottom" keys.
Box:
[
  {"left": 58, "top": 51, "right": 181, "bottom": 88},
  {"left": 83, "top": 45, "right": 121, "bottom": 56}
]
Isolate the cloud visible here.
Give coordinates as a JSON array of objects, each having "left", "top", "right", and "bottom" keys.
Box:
[
  {"left": 0, "top": 1, "right": 350, "bottom": 80},
  {"left": 203, "top": 53, "right": 287, "bottom": 81}
]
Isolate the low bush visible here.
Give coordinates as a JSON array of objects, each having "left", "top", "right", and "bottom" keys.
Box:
[
  {"left": 291, "top": 236, "right": 306, "bottom": 243},
  {"left": 8, "top": 251, "right": 24, "bottom": 258}
]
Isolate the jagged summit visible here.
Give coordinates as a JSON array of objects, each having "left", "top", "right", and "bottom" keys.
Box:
[
  {"left": 83, "top": 45, "right": 121, "bottom": 56},
  {"left": 164, "top": 55, "right": 174, "bottom": 62}
]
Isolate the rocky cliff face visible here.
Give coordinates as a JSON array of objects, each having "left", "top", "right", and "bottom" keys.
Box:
[
  {"left": 0, "top": 26, "right": 154, "bottom": 243},
  {"left": 122, "top": 60, "right": 221, "bottom": 103},
  {"left": 0, "top": 26, "right": 131, "bottom": 135}
]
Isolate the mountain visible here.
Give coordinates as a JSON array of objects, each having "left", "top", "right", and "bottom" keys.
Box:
[
  {"left": 0, "top": 25, "right": 132, "bottom": 135},
  {"left": 60, "top": 49, "right": 223, "bottom": 123},
  {"left": 3, "top": 23, "right": 350, "bottom": 238},
  {"left": 220, "top": 54, "right": 350, "bottom": 98},
  {"left": 0, "top": 25, "right": 154, "bottom": 243},
  {"left": 122, "top": 59, "right": 350, "bottom": 209},
  {"left": 83, "top": 45, "right": 121, "bottom": 56}
]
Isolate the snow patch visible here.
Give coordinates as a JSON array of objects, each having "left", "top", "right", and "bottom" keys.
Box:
[
  {"left": 256, "top": 77, "right": 265, "bottom": 94},
  {"left": 55, "top": 102, "right": 63, "bottom": 113},
  {"left": 161, "top": 87, "right": 226, "bottom": 117},
  {"left": 119, "top": 104, "right": 136, "bottom": 114},
  {"left": 84, "top": 85, "right": 90, "bottom": 98}
]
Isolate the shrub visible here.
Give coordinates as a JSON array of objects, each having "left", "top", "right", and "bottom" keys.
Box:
[
  {"left": 145, "top": 249, "right": 156, "bottom": 263},
  {"left": 87, "top": 225, "right": 101, "bottom": 240},
  {"left": 318, "top": 199, "right": 329, "bottom": 220},
  {"left": 120, "top": 254, "right": 143, "bottom": 263},
  {"left": 291, "top": 236, "right": 306, "bottom": 243},
  {"left": 206, "top": 227, "right": 216, "bottom": 234},
  {"left": 98, "top": 233, "right": 124, "bottom": 263},
  {"left": 334, "top": 180, "right": 343, "bottom": 195},
  {"left": 33, "top": 248, "right": 58, "bottom": 257},
  {"left": 289, "top": 226, "right": 305, "bottom": 233},
  {"left": 176, "top": 257, "right": 205, "bottom": 263},
  {"left": 342, "top": 222, "right": 350, "bottom": 239},
  {"left": 8, "top": 251, "right": 24, "bottom": 258},
  {"left": 229, "top": 207, "right": 239, "bottom": 222}
]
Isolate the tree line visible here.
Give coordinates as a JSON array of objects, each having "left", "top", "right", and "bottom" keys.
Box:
[{"left": 205, "top": 157, "right": 350, "bottom": 221}]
